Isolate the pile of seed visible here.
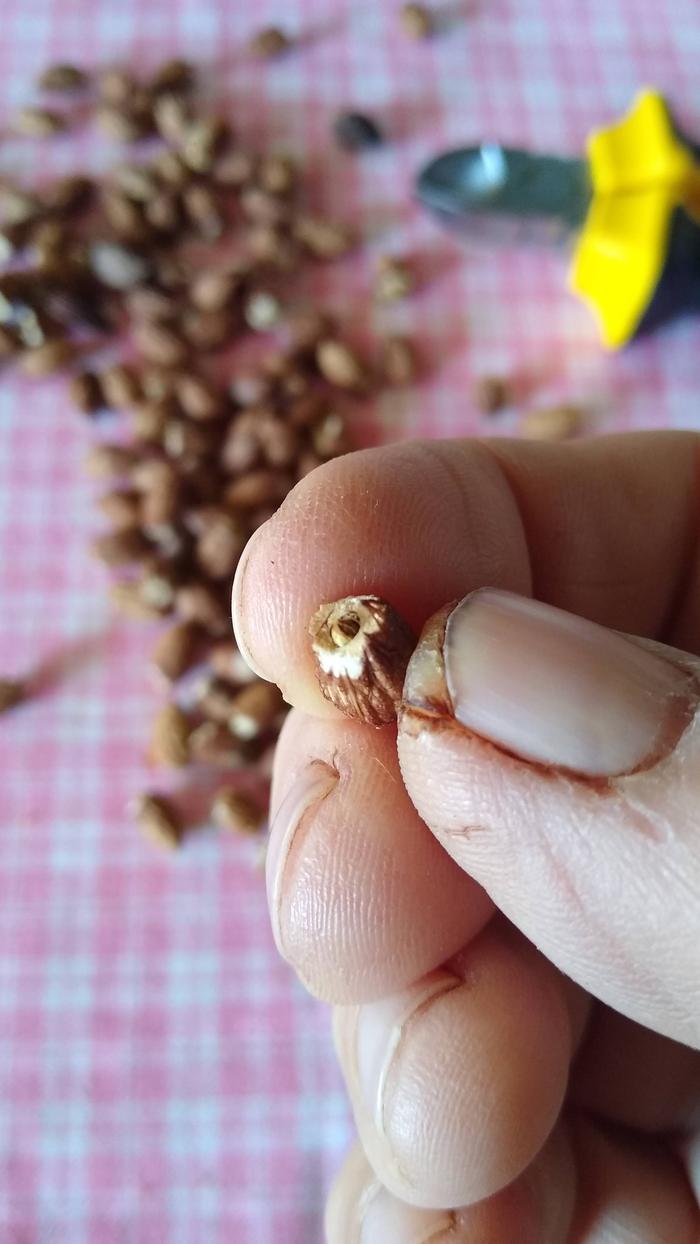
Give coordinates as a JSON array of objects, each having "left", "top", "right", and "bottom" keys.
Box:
[{"left": 0, "top": 57, "right": 419, "bottom": 848}]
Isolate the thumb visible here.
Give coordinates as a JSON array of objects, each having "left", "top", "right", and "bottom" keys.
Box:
[{"left": 398, "top": 589, "right": 700, "bottom": 1049}]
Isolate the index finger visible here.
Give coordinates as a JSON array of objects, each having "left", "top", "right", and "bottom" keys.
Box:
[{"left": 232, "top": 432, "right": 700, "bottom": 714}]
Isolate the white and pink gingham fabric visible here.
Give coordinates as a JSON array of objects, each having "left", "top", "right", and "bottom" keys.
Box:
[{"left": 1, "top": 1, "right": 700, "bottom": 1239}]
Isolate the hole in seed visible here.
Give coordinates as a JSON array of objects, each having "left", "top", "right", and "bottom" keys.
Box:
[{"left": 330, "top": 613, "right": 361, "bottom": 646}]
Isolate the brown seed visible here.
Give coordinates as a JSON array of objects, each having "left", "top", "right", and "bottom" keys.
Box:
[
  {"left": 91, "top": 528, "right": 151, "bottom": 567},
  {"left": 189, "top": 720, "right": 247, "bottom": 767},
  {"left": 151, "top": 58, "right": 195, "bottom": 96},
  {"left": 0, "top": 325, "right": 19, "bottom": 359},
  {"left": 181, "top": 184, "right": 224, "bottom": 238},
  {"left": 224, "top": 469, "right": 291, "bottom": 510},
  {"left": 400, "top": 2, "right": 434, "bottom": 38},
  {"left": 180, "top": 308, "right": 234, "bottom": 353},
  {"left": 380, "top": 335, "right": 418, "bottom": 386},
  {"left": 30, "top": 219, "right": 69, "bottom": 261},
  {"left": 213, "top": 150, "right": 256, "bottom": 187},
  {"left": 309, "top": 595, "right": 416, "bottom": 726},
  {"left": 101, "top": 363, "right": 142, "bottom": 409},
  {"left": 472, "top": 375, "right": 511, "bottom": 415},
  {"left": 134, "top": 321, "right": 189, "bottom": 367},
  {"left": 38, "top": 63, "right": 89, "bottom": 92},
  {"left": 141, "top": 366, "right": 177, "bottom": 402},
  {"left": 189, "top": 269, "right": 242, "bottom": 313},
  {"left": 44, "top": 173, "right": 93, "bottom": 216},
  {"left": 175, "top": 584, "right": 229, "bottom": 636},
  {"left": 246, "top": 224, "right": 299, "bottom": 271},
  {"left": 153, "top": 148, "right": 190, "bottom": 187},
  {"left": 180, "top": 118, "right": 230, "bottom": 174},
  {"left": 287, "top": 309, "right": 336, "bottom": 353},
  {"left": 145, "top": 191, "right": 182, "bottom": 233},
  {"left": 21, "top": 338, "right": 75, "bottom": 376},
  {"left": 163, "top": 418, "right": 215, "bottom": 462},
  {"left": 69, "top": 370, "right": 104, "bottom": 414},
  {"left": 519, "top": 405, "right": 583, "bottom": 441},
  {"left": 97, "top": 106, "right": 150, "bottom": 143},
  {"left": 375, "top": 256, "right": 414, "bottom": 302},
  {"left": 111, "top": 163, "right": 159, "bottom": 203},
  {"left": 257, "top": 154, "right": 296, "bottom": 196},
  {"left": 175, "top": 374, "right": 223, "bottom": 421},
  {"left": 127, "top": 399, "right": 169, "bottom": 443},
  {"left": 222, "top": 413, "right": 262, "bottom": 474},
  {"left": 197, "top": 675, "right": 240, "bottom": 723},
  {"left": 135, "top": 462, "right": 181, "bottom": 526},
  {"left": 109, "top": 582, "right": 164, "bottom": 619},
  {"left": 228, "top": 680, "right": 284, "bottom": 740},
  {"left": 293, "top": 215, "right": 354, "bottom": 260},
  {"left": 241, "top": 186, "right": 288, "bottom": 223},
  {"left": 96, "top": 489, "right": 141, "bottom": 531},
  {"left": 98, "top": 67, "right": 136, "bottom": 105},
  {"left": 316, "top": 338, "right": 367, "bottom": 390},
  {"left": 125, "top": 287, "right": 178, "bottom": 324},
  {"left": 15, "top": 107, "right": 66, "bottom": 137},
  {"left": 209, "top": 641, "right": 257, "bottom": 685},
  {"left": 257, "top": 415, "right": 299, "bottom": 468},
  {"left": 0, "top": 678, "right": 24, "bottom": 713},
  {"left": 84, "top": 444, "right": 136, "bottom": 478},
  {"left": 196, "top": 511, "right": 246, "bottom": 580},
  {"left": 249, "top": 26, "right": 291, "bottom": 59},
  {"left": 286, "top": 392, "right": 328, "bottom": 429},
  {"left": 134, "top": 792, "right": 182, "bottom": 849},
  {"left": 211, "top": 788, "right": 263, "bottom": 835},
  {"left": 0, "top": 187, "right": 42, "bottom": 227},
  {"left": 153, "top": 92, "right": 192, "bottom": 144},
  {"left": 310, "top": 411, "right": 350, "bottom": 459},
  {"left": 150, "top": 703, "right": 191, "bottom": 767},
  {"left": 151, "top": 620, "right": 201, "bottom": 681}
]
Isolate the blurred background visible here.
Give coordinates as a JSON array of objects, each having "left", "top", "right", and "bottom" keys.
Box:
[{"left": 1, "top": 0, "right": 700, "bottom": 1240}]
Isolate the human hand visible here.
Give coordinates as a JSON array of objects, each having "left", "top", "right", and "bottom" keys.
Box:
[{"left": 233, "top": 433, "right": 700, "bottom": 1242}]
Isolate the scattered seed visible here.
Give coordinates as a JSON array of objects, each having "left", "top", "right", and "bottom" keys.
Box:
[
  {"left": 38, "top": 63, "right": 89, "bottom": 92},
  {"left": 333, "top": 111, "right": 383, "bottom": 151},
  {"left": 150, "top": 58, "right": 195, "bottom": 96},
  {"left": 400, "top": 2, "right": 434, "bottom": 38},
  {"left": 228, "top": 681, "right": 284, "bottom": 739},
  {"left": 0, "top": 678, "right": 24, "bottom": 713},
  {"left": 21, "top": 339, "right": 75, "bottom": 376},
  {"left": 249, "top": 27, "right": 291, "bottom": 59},
  {"left": 69, "top": 370, "right": 104, "bottom": 414},
  {"left": 151, "top": 621, "right": 201, "bottom": 681},
  {"left": 519, "top": 405, "right": 583, "bottom": 440},
  {"left": 375, "top": 256, "right": 414, "bottom": 302},
  {"left": 134, "top": 792, "right": 183, "bottom": 849},
  {"left": 150, "top": 703, "right": 192, "bottom": 767},
  {"left": 211, "top": 788, "right": 263, "bottom": 835},
  {"left": 380, "top": 335, "right": 418, "bottom": 386},
  {"left": 472, "top": 375, "right": 511, "bottom": 415},
  {"left": 15, "top": 107, "right": 67, "bottom": 138},
  {"left": 316, "top": 338, "right": 367, "bottom": 390},
  {"left": 101, "top": 363, "right": 142, "bottom": 409}
]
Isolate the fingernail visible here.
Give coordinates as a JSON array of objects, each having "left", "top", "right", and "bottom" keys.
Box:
[
  {"left": 434, "top": 589, "right": 696, "bottom": 777},
  {"left": 353, "top": 974, "right": 459, "bottom": 1136},
  {"left": 231, "top": 530, "right": 268, "bottom": 680},
  {"left": 265, "top": 760, "right": 338, "bottom": 953}
]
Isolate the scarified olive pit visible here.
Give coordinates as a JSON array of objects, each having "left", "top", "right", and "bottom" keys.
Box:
[{"left": 309, "top": 594, "right": 417, "bottom": 726}]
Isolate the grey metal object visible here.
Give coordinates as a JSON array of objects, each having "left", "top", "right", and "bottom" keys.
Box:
[{"left": 416, "top": 144, "right": 592, "bottom": 246}]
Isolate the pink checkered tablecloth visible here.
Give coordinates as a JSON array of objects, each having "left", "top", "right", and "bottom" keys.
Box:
[{"left": 1, "top": 1, "right": 700, "bottom": 1240}]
